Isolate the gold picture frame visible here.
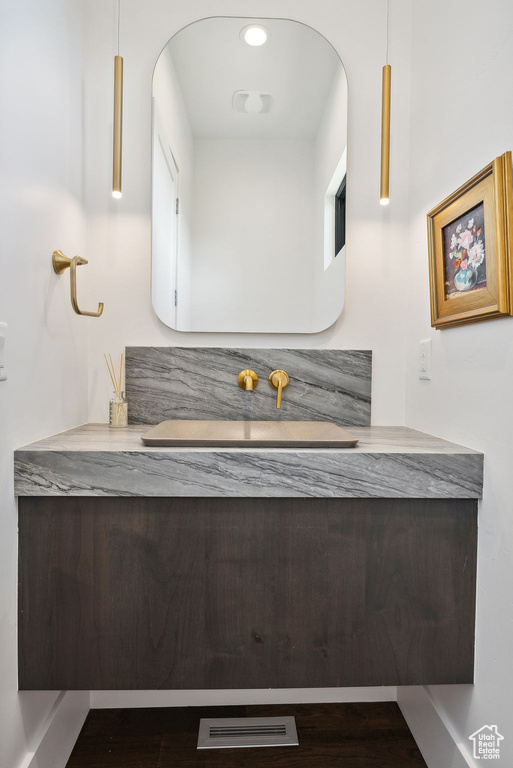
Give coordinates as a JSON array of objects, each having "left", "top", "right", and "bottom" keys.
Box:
[{"left": 427, "top": 151, "right": 513, "bottom": 329}]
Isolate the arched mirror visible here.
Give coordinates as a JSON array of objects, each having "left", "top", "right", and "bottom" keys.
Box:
[{"left": 152, "top": 17, "right": 347, "bottom": 332}]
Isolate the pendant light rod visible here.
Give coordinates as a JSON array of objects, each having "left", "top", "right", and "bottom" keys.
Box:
[
  {"left": 380, "top": 0, "right": 391, "bottom": 206},
  {"left": 380, "top": 64, "right": 391, "bottom": 204},
  {"left": 112, "top": 0, "right": 123, "bottom": 199}
]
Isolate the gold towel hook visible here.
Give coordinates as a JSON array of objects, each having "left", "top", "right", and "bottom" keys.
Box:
[{"left": 52, "top": 250, "right": 104, "bottom": 317}]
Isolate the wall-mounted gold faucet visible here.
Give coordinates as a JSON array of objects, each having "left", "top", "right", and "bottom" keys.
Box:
[
  {"left": 52, "top": 250, "right": 104, "bottom": 317},
  {"left": 269, "top": 369, "right": 289, "bottom": 409},
  {"left": 237, "top": 369, "right": 258, "bottom": 391}
]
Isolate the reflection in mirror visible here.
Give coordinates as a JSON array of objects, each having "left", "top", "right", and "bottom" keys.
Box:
[{"left": 152, "top": 18, "right": 347, "bottom": 332}]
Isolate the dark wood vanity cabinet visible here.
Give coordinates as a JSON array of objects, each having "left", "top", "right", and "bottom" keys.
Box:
[{"left": 18, "top": 496, "right": 477, "bottom": 690}]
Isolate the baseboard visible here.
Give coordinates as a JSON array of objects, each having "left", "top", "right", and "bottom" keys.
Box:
[
  {"left": 90, "top": 686, "right": 396, "bottom": 709},
  {"left": 398, "top": 686, "right": 476, "bottom": 768},
  {"left": 17, "top": 691, "right": 89, "bottom": 768}
]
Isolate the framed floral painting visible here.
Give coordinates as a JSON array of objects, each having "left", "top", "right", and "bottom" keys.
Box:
[{"left": 427, "top": 151, "right": 513, "bottom": 329}]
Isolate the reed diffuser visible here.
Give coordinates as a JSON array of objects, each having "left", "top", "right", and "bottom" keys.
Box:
[{"left": 104, "top": 353, "right": 128, "bottom": 427}]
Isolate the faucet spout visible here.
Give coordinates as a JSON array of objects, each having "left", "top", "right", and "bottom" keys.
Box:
[{"left": 237, "top": 369, "right": 259, "bottom": 391}]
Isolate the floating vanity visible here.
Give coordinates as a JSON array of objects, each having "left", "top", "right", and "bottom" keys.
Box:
[{"left": 15, "top": 349, "right": 482, "bottom": 692}]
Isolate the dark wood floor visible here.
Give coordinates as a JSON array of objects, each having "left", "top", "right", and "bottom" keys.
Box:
[{"left": 66, "top": 703, "right": 427, "bottom": 767}]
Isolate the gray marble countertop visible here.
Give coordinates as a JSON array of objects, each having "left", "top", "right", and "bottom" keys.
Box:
[{"left": 14, "top": 424, "right": 483, "bottom": 499}]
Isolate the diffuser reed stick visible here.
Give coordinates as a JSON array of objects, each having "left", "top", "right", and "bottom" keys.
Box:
[
  {"left": 104, "top": 353, "right": 118, "bottom": 393},
  {"left": 104, "top": 353, "right": 127, "bottom": 426}
]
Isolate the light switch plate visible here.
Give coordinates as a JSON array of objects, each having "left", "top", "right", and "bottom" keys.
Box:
[
  {"left": 419, "top": 339, "right": 431, "bottom": 380},
  {"left": 0, "top": 321, "right": 7, "bottom": 381}
]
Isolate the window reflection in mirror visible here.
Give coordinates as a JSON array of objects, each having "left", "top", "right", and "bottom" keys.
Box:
[{"left": 152, "top": 18, "right": 347, "bottom": 332}]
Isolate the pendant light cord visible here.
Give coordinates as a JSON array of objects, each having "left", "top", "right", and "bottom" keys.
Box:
[
  {"left": 117, "top": 0, "right": 121, "bottom": 56},
  {"left": 385, "top": 0, "right": 390, "bottom": 65}
]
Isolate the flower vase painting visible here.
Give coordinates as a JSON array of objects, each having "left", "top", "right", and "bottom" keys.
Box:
[
  {"left": 427, "top": 151, "right": 513, "bottom": 329},
  {"left": 443, "top": 203, "right": 486, "bottom": 299}
]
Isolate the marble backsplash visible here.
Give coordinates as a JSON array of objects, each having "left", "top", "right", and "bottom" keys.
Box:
[{"left": 125, "top": 347, "right": 372, "bottom": 426}]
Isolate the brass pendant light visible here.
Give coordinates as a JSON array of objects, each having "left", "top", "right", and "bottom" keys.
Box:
[
  {"left": 112, "top": 0, "right": 123, "bottom": 199},
  {"left": 380, "top": 0, "right": 391, "bottom": 205}
]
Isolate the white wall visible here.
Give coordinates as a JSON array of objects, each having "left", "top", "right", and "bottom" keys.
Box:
[
  {"left": 85, "top": 0, "right": 412, "bottom": 426},
  {"left": 189, "top": 138, "right": 315, "bottom": 332},
  {"left": 0, "top": 1, "right": 91, "bottom": 766},
  {"left": 401, "top": 0, "right": 513, "bottom": 764}
]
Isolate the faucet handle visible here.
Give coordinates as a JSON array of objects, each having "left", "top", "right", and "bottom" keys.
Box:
[
  {"left": 268, "top": 370, "right": 289, "bottom": 409},
  {"left": 238, "top": 369, "right": 258, "bottom": 391}
]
